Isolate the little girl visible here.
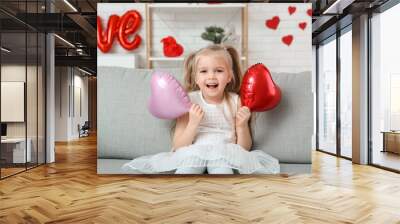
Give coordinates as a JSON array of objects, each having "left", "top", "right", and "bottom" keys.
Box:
[{"left": 123, "top": 44, "right": 280, "bottom": 174}]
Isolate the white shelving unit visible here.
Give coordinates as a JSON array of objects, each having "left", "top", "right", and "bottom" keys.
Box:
[
  {"left": 145, "top": 3, "right": 248, "bottom": 69},
  {"left": 148, "top": 3, "right": 246, "bottom": 9}
]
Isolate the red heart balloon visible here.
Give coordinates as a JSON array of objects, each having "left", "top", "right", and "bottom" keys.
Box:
[
  {"left": 288, "top": 6, "right": 296, "bottom": 15},
  {"left": 299, "top": 22, "right": 307, "bottom": 30},
  {"left": 240, "top": 63, "right": 281, "bottom": 112},
  {"left": 307, "top": 9, "right": 312, "bottom": 17},
  {"left": 282, "top": 35, "right": 293, "bottom": 46},
  {"left": 265, "top": 16, "right": 280, "bottom": 30}
]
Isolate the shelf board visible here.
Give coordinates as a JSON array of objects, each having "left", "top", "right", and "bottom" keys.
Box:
[
  {"left": 149, "top": 56, "right": 246, "bottom": 61},
  {"left": 149, "top": 57, "right": 184, "bottom": 61},
  {"left": 148, "top": 3, "right": 246, "bottom": 9}
]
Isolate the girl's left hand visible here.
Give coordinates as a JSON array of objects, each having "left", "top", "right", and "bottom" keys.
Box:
[{"left": 235, "top": 106, "right": 251, "bottom": 129}]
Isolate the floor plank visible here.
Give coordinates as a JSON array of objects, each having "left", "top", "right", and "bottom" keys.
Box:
[{"left": 1, "top": 134, "right": 400, "bottom": 223}]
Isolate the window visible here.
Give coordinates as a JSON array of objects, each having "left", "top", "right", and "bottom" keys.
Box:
[
  {"left": 0, "top": 1, "right": 47, "bottom": 179},
  {"left": 340, "top": 28, "right": 352, "bottom": 158},
  {"left": 370, "top": 3, "right": 400, "bottom": 171},
  {"left": 318, "top": 36, "right": 337, "bottom": 154}
]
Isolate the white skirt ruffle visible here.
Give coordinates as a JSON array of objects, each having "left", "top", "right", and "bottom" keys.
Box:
[{"left": 122, "top": 143, "right": 280, "bottom": 174}]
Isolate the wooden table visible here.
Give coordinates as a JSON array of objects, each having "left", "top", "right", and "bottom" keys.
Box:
[{"left": 381, "top": 131, "right": 400, "bottom": 154}]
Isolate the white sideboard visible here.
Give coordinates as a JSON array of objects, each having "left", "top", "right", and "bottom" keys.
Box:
[{"left": 1, "top": 138, "right": 32, "bottom": 163}]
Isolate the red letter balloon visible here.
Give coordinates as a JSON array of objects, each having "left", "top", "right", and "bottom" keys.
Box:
[
  {"left": 97, "top": 15, "right": 120, "bottom": 53},
  {"left": 97, "top": 10, "right": 142, "bottom": 53},
  {"left": 118, "top": 10, "right": 142, "bottom": 51}
]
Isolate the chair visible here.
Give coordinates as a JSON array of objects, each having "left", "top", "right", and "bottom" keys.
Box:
[{"left": 79, "top": 121, "right": 90, "bottom": 138}]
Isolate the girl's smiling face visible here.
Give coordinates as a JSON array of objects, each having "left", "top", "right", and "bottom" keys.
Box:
[{"left": 195, "top": 53, "right": 232, "bottom": 104}]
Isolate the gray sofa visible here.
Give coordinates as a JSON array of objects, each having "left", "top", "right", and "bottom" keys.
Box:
[{"left": 97, "top": 66, "right": 313, "bottom": 174}]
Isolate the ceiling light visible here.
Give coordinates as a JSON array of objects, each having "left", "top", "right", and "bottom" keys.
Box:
[
  {"left": 76, "top": 48, "right": 86, "bottom": 55},
  {"left": 1, "top": 47, "right": 11, "bottom": 53},
  {"left": 54, "top": 34, "right": 75, "bottom": 48},
  {"left": 323, "top": 0, "right": 355, "bottom": 15},
  {"left": 78, "top": 67, "right": 93, "bottom": 76},
  {"left": 63, "top": 0, "right": 78, "bottom": 12}
]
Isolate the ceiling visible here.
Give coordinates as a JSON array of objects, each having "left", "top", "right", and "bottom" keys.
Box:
[
  {"left": 0, "top": 0, "right": 394, "bottom": 75},
  {"left": 0, "top": 0, "right": 98, "bottom": 74}
]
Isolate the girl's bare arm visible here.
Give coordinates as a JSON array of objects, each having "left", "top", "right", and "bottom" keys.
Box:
[
  {"left": 235, "top": 99, "right": 252, "bottom": 151},
  {"left": 172, "top": 104, "right": 204, "bottom": 151}
]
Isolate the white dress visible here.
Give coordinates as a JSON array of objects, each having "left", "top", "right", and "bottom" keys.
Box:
[{"left": 122, "top": 91, "right": 280, "bottom": 174}]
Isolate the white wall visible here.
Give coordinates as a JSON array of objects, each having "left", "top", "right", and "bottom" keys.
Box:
[
  {"left": 151, "top": 6, "right": 242, "bottom": 67},
  {"left": 55, "top": 67, "right": 69, "bottom": 141},
  {"left": 1, "top": 82, "right": 24, "bottom": 122},
  {"left": 55, "top": 67, "right": 89, "bottom": 141},
  {"left": 97, "top": 3, "right": 312, "bottom": 74},
  {"left": 72, "top": 74, "right": 89, "bottom": 138},
  {"left": 1, "top": 66, "right": 26, "bottom": 138},
  {"left": 248, "top": 3, "right": 312, "bottom": 73},
  {"left": 1, "top": 65, "right": 37, "bottom": 138},
  {"left": 1, "top": 64, "right": 46, "bottom": 163}
]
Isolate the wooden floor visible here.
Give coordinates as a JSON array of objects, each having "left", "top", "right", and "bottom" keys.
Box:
[
  {"left": 1, "top": 135, "right": 400, "bottom": 223},
  {"left": 1, "top": 162, "right": 45, "bottom": 178},
  {"left": 1, "top": 167, "right": 26, "bottom": 178}
]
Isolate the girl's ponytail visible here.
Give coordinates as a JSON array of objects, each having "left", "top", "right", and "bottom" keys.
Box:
[
  {"left": 224, "top": 45, "right": 243, "bottom": 93},
  {"left": 183, "top": 52, "right": 198, "bottom": 92}
]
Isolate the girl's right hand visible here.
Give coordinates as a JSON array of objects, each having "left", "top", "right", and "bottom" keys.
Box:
[{"left": 188, "top": 104, "right": 204, "bottom": 127}]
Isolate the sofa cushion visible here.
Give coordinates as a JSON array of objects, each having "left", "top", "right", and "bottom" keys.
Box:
[
  {"left": 251, "top": 72, "right": 313, "bottom": 163},
  {"left": 98, "top": 67, "right": 183, "bottom": 159}
]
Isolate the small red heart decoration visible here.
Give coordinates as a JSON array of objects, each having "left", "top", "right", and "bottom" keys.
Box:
[
  {"left": 265, "top": 16, "right": 280, "bottom": 30},
  {"left": 299, "top": 22, "right": 307, "bottom": 30},
  {"left": 282, "top": 35, "right": 293, "bottom": 46},
  {"left": 161, "top": 36, "right": 184, "bottom": 57},
  {"left": 307, "top": 9, "right": 312, "bottom": 17},
  {"left": 240, "top": 63, "right": 281, "bottom": 112},
  {"left": 288, "top": 6, "right": 296, "bottom": 15}
]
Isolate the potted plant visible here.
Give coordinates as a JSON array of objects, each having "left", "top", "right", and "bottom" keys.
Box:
[{"left": 201, "top": 25, "right": 240, "bottom": 46}]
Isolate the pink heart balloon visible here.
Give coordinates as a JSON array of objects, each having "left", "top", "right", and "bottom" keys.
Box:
[{"left": 148, "top": 71, "right": 191, "bottom": 119}]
